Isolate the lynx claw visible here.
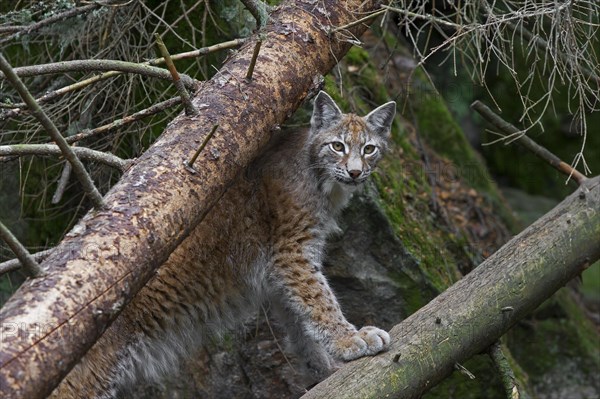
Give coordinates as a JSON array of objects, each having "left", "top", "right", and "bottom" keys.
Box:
[{"left": 334, "top": 326, "right": 390, "bottom": 361}]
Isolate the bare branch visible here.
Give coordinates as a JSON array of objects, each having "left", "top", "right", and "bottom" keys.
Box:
[
  {"left": 0, "top": 249, "right": 54, "bottom": 276},
  {"left": 65, "top": 97, "right": 182, "bottom": 144},
  {"left": 0, "top": 221, "right": 43, "bottom": 277},
  {"left": 0, "top": 59, "right": 198, "bottom": 90},
  {"left": 0, "top": 144, "right": 130, "bottom": 171},
  {"left": 0, "top": 3, "right": 100, "bottom": 45},
  {"left": 331, "top": 8, "right": 388, "bottom": 34},
  {"left": 0, "top": 53, "right": 106, "bottom": 209}
]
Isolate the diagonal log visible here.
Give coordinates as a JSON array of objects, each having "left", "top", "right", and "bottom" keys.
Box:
[
  {"left": 0, "top": 1, "right": 379, "bottom": 397},
  {"left": 302, "top": 176, "right": 600, "bottom": 399}
]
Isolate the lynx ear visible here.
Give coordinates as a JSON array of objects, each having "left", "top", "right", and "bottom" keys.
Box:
[
  {"left": 311, "top": 91, "right": 343, "bottom": 131},
  {"left": 365, "top": 101, "right": 396, "bottom": 138}
]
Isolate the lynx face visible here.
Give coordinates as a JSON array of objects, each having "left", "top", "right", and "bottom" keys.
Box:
[{"left": 309, "top": 92, "right": 396, "bottom": 186}]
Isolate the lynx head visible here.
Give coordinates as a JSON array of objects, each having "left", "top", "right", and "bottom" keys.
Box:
[{"left": 309, "top": 91, "right": 396, "bottom": 186}]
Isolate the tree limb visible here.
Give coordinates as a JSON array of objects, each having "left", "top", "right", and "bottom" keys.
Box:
[
  {"left": 302, "top": 176, "right": 600, "bottom": 399},
  {"left": 0, "top": 1, "right": 380, "bottom": 397}
]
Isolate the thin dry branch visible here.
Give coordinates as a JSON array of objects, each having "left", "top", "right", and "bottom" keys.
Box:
[
  {"left": 387, "top": 0, "right": 599, "bottom": 167},
  {"left": 330, "top": 7, "right": 388, "bottom": 34},
  {"left": 0, "top": 3, "right": 102, "bottom": 45},
  {"left": 0, "top": 221, "right": 43, "bottom": 277},
  {"left": 0, "top": 144, "right": 130, "bottom": 171},
  {"left": 65, "top": 97, "right": 182, "bottom": 144},
  {"left": 0, "top": 59, "right": 198, "bottom": 90},
  {"left": 0, "top": 53, "right": 106, "bottom": 209},
  {"left": 0, "top": 249, "right": 54, "bottom": 276}
]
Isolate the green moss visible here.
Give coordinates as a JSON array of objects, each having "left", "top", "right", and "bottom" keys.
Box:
[{"left": 345, "top": 46, "right": 371, "bottom": 65}]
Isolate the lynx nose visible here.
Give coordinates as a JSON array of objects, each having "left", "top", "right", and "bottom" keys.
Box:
[{"left": 348, "top": 170, "right": 362, "bottom": 179}]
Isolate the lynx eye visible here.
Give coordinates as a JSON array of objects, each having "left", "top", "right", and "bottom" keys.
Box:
[
  {"left": 330, "top": 141, "right": 345, "bottom": 153},
  {"left": 363, "top": 144, "right": 376, "bottom": 155}
]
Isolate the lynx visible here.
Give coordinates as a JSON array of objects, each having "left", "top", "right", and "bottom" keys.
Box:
[{"left": 51, "top": 91, "right": 396, "bottom": 398}]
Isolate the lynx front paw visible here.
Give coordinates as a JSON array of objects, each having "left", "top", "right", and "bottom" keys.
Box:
[{"left": 333, "top": 326, "right": 390, "bottom": 361}]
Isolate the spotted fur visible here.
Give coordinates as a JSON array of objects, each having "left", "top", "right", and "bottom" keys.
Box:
[{"left": 51, "top": 91, "right": 396, "bottom": 398}]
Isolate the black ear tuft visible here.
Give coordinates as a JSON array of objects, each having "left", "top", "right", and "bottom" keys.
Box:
[
  {"left": 311, "top": 91, "right": 343, "bottom": 131},
  {"left": 365, "top": 101, "right": 396, "bottom": 138}
]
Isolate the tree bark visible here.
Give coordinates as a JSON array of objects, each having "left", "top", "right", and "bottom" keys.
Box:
[
  {"left": 0, "top": 1, "right": 379, "bottom": 398},
  {"left": 302, "top": 176, "right": 600, "bottom": 399}
]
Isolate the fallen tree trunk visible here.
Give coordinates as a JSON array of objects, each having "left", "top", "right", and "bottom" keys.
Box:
[
  {"left": 0, "top": 1, "right": 379, "bottom": 397},
  {"left": 303, "top": 176, "right": 600, "bottom": 399}
]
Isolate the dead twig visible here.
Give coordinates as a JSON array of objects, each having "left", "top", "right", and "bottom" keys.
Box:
[
  {"left": 64, "top": 97, "right": 182, "bottom": 144},
  {"left": 245, "top": 40, "right": 263, "bottom": 81},
  {"left": 186, "top": 124, "right": 219, "bottom": 170},
  {"left": 0, "top": 221, "right": 43, "bottom": 277},
  {"left": 154, "top": 34, "right": 198, "bottom": 116},
  {"left": 0, "top": 39, "right": 244, "bottom": 120}
]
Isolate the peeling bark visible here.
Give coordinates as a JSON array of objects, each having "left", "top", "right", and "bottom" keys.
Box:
[
  {"left": 302, "top": 177, "right": 600, "bottom": 399},
  {"left": 0, "top": 1, "right": 380, "bottom": 398}
]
